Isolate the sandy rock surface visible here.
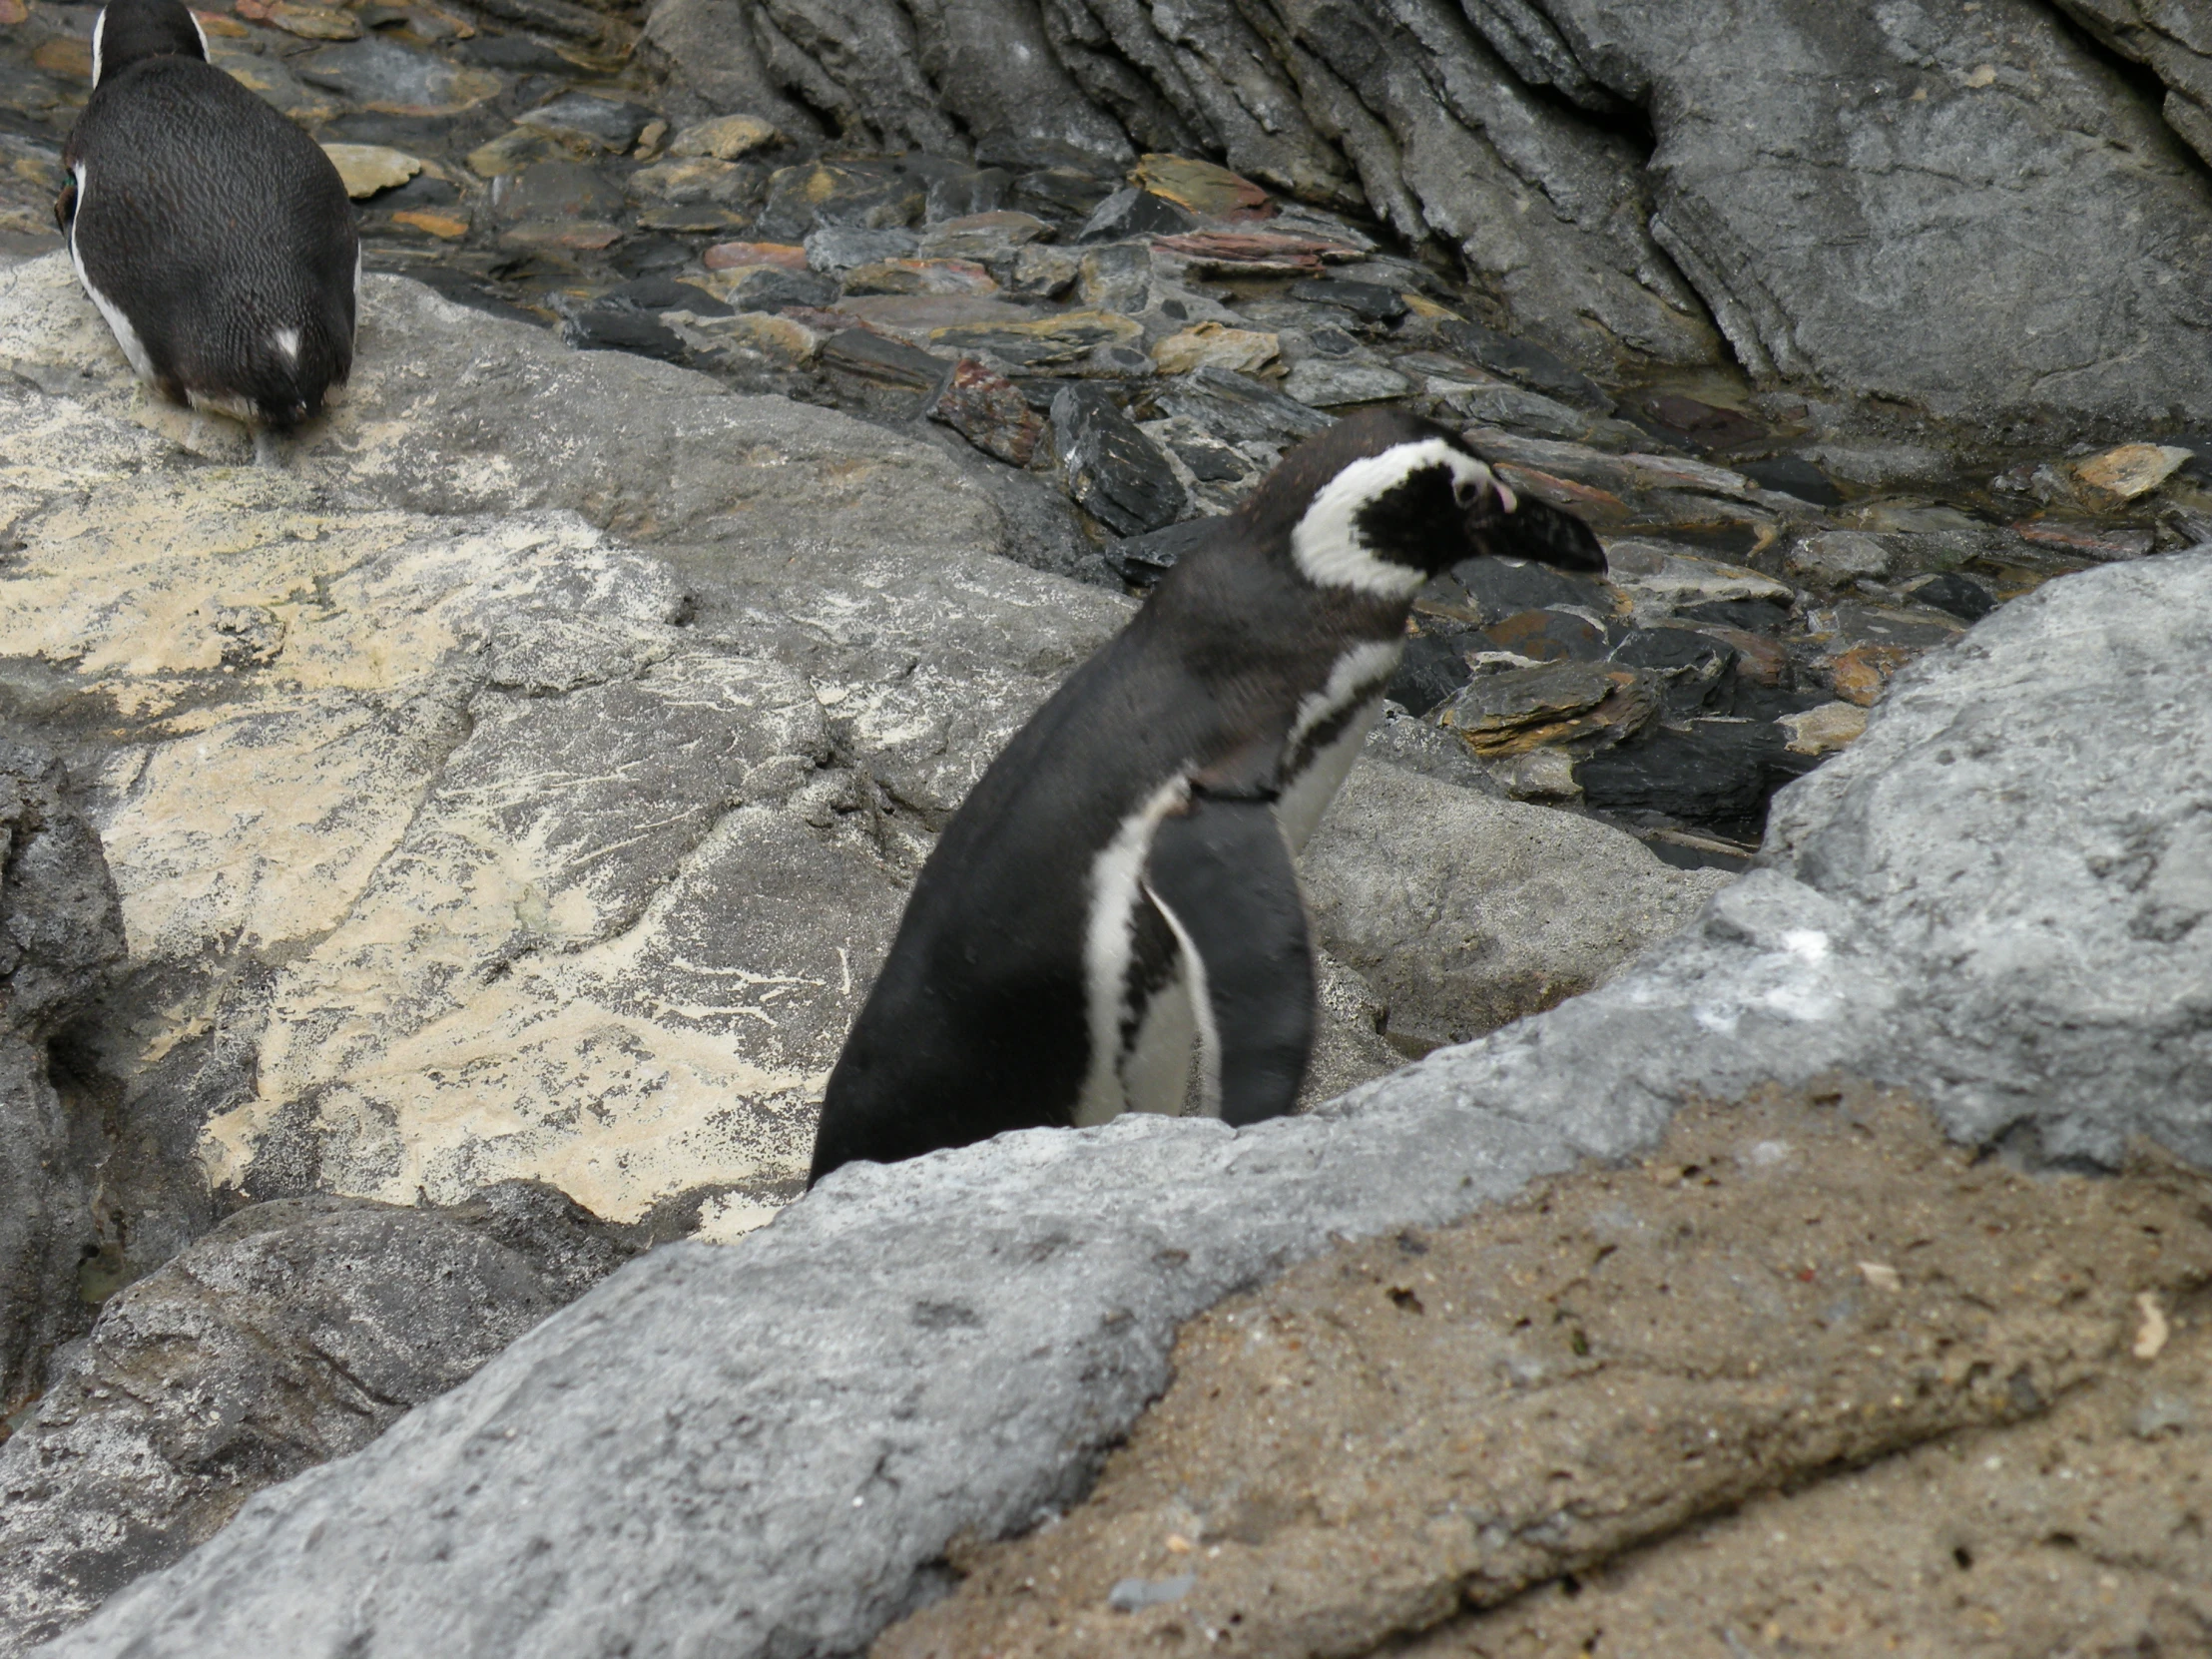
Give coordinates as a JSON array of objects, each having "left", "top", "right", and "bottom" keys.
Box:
[{"left": 878, "top": 1086, "right": 2212, "bottom": 1657}]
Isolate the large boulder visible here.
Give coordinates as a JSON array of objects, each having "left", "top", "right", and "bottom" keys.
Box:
[
  {"left": 0, "top": 740, "right": 125, "bottom": 1418},
  {"left": 645, "top": 0, "right": 2212, "bottom": 427},
  {"left": 40, "top": 549, "right": 2212, "bottom": 1659},
  {"left": 0, "top": 1185, "right": 637, "bottom": 1656}
]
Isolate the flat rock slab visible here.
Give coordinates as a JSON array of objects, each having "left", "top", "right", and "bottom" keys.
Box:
[{"left": 879, "top": 1086, "right": 2212, "bottom": 1657}]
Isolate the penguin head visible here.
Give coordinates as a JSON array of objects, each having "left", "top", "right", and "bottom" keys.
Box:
[
  {"left": 1251, "top": 406, "right": 1607, "bottom": 600},
  {"left": 91, "top": 0, "right": 211, "bottom": 89}
]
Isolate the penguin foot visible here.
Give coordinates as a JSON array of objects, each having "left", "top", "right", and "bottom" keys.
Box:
[{"left": 252, "top": 426, "right": 285, "bottom": 470}]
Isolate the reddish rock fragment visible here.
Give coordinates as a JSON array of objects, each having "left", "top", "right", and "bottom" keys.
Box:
[
  {"left": 703, "top": 240, "right": 810, "bottom": 273},
  {"left": 931, "top": 359, "right": 1044, "bottom": 468}
]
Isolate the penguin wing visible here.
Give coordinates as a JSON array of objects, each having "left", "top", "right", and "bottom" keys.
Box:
[{"left": 1142, "top": 787, "right": 1314, "bottom": 1128}]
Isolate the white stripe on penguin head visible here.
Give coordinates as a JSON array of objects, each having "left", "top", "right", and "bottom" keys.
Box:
[
  {"left": 1290, "top": 437, "right": 1499, "bottom": 599},
  {"left": 191, "top": 8, "right": 211, "bottom": 57},
  {"left": 91, "top": 6, "right": 106, "bottom": 86}
]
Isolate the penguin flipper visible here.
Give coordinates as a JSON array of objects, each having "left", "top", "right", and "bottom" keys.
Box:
[{"left": 1143, "top": 789, "right": 1314, "bottom": 1128}]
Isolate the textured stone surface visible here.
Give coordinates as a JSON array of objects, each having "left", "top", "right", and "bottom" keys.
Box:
[
  {"left": 0, "top": 1187, "right": 637, "bottom": 1657},
  {"left": 0, "top": 740, "right": 125, "bottom": 1418},
  {"left": 43, "top": 551, "right": 2212, "bottom": 1659},
  {"left": 646, "top": 0, "right": 2212, "bottom": 424},
  {"left": 879, "top": 1089, "right": 2212, "bottom": 1658},
  {"left": 1303, "top": 760, "right": 1728, "bottom": 1052},
  {"left": 0, "top": 253, "right": 1126, "bottom": 1254}
]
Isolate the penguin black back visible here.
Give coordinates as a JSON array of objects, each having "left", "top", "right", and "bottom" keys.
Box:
[
  {"left": 809, "top": 408, "right": 1609, "bottom": 1187},
  {"left": 60, "top": 0, "right": 357, "bottom": 430}
]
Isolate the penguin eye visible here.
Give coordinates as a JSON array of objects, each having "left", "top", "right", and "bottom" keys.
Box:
[{"left": 1452, "top": 476, "right": 1481, "bottom": 508}]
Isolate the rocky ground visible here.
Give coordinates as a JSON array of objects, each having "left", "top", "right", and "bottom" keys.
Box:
[
  {"left": 878, "top": 1086, "right": 2212, "bottom": 1659},
  {"left": 8, "top": 0, "right": 2212, "bottom": 868},
  {"left": 3, "top": 0, "right": 2211, "bottom": 1652}
]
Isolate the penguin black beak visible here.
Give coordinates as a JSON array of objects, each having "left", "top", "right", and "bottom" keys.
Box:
[{"left": 1466, "top": 482, "right": 1608, "bottom": 575}]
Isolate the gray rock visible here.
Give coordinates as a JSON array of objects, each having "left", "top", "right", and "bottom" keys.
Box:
[
  {"left": 0, "top": 742, "right": 125, "bottom": 1417},
  {"left": 1280, "top": 356, "right": 1412, "bottom": 408},
  {"left": 0, "top": 1188, "right": 636, "bottom": 1656},
  {"left": 1303, "top": 760, "right": 1731, "bottom": 1053},
  {"left": 45, "top": 540, "right": 2212, "bottom": 1659},
  {"left": 1050, "top": 381, "right": 1187, "bottom": 535},
  {"left": 2051, "top": 0, "right": 2212, "bottom": 166},
  {"left": 804, "top": 225, "right": 921, "bottom": 272}
]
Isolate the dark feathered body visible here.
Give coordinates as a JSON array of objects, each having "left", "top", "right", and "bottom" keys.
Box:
[
  {"left": 61, "top": 0, "right": 356, "bottom": 429},
  {"left": 810, "top": 409, "right": 1610, "bottom": 1186}
]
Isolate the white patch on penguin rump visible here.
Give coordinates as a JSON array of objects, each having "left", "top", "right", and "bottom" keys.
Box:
[
  {"left": 1074, "top": 774, "right": 1193, "bottom": 1128},
  {"left": 1291, "top": 437, "right": 1500, "bottom": 598},
  {"left": 272, "top": 326, "right": 301, "bottom": 364},
  {"left": 67, "top": 164, "right": 158, "bottom": 384}
]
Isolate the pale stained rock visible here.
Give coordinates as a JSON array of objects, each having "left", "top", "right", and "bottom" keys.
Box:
[
  {"left": 0, "top": 252, "right": 1132, "bottom": 1231},
  {"left": 1781, "top": 700, "right": 1871, "bottom": 756},
  {"left": 667, "top": 114, "right": 783, "bottom": 159},
  {"left": 317, "top": 142, "right": 422, "bottom": 200},
  {"left": 2074, "top": 440, "right": 2196, "bottom": 499},
  {"left": 1150, "top": 321, "right": 1279, "bottom": 375}
]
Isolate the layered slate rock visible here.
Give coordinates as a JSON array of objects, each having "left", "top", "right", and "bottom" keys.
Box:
[
  {"left": 647, "top": 0, "right": 2212, "bottom": 426},
  {"left": 0, "top": 740, "right": 125, "bottom": 1418},
  {"left": 43, "top": 550, "right": 2212, "bottom": 1659},
  {"left": 0, "top": 1187, "right": 636, "bottom": 1656}
]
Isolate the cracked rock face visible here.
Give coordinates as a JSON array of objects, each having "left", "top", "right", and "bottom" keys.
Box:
[
  {"left": 0, "top": 1186, "right": 638, "bottom": 1658},
  {"left": 0, "top": 740, "right": 125, "bottom": 1419},
  {"left": 650, "top": 0, "right": 2212, "bottom": 426}
]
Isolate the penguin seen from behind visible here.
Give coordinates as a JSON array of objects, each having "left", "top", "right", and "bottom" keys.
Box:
[
  {"left": 809, "top": 407, "right": 1609, "bottom": 1187},
  {"left": 58, "top": 0, "right": 358, "bottom": 450}
]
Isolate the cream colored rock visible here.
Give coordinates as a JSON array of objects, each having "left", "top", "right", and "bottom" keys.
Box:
[
  {"left": 668, "top": 114, "right": 783, "bottom": 159},
  {"left": 319, "top": 142, "right": 422, "bottom": 199},
  {"left": 1151, "top": 321, "right": 1279, "bottom": 375},
  {"left": 2074, "top": 441, "right": 2194, "bottom": 500},
  {"left": 1782, "top": 700, "right": 1870, "bottom": 756}
]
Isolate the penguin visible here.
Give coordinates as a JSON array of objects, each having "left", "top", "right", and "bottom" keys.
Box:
[
  {"left": 56, "top": 0, "right": 358, "bottom": 447},
  {"left": 808, "top": 406, "right": 1609, "bottom": 1186}
]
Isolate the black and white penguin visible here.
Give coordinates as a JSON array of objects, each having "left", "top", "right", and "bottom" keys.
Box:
[
  {"left": 57, "top": 0, "right": 358, "bottom": 438},
  {"left": 809, "top": 407, "right": 1608, "bottom": 1185}
]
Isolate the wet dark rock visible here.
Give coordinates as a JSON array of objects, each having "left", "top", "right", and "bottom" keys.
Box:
[
  {"left": 930, "top": 310, "right": 1143, "bottom": 371},
  {"left": 1677, "top": 597, "right": 1794, "bottom": 634},
  {"left": 931, "top": 358, "right": 1045, "bottom": 467},
  {"left": 1282, "top": 358, "right": 1410, "bottom": 408},
  {"left": 294, "top": 35, "right": 502, "bottom": 116},
  {"left": 1052, "top": 383, "right": 1185, "bottom": 536},
  {"left": 1011, "top": 167, "right": 1120, "bottom": 221},
  {"left": 1611, "top": 627, "right": 1739, "bottom": 717},
  {"left": 601, "top": 276, "right": 732, "bottom": 316},
  {"left": 1434, "top": 660, "right": 1656, "bottom": 759},
  {"left": 1433, "top": 380, "right": 1637, "bottom": 449},
  {"left": 461, "top": 0, "right": 609, "bottom": 45},
  {"left": 818, "top": 327, "right": 954, "bottom": 417},
  {"left": 1447, "top": 555, "right": 1610, "bottom": 624},
  {"left": 488, "top": 160, "right": 627, "bottom": 241},
  {"left": 1430, "top": 319, "right": 1613, "bottom": 413},
  {"left": 0, "top": 742, "right": 124, "bottom": 1423},
  {"left": 519, "top": 93, "right": 656, "bottom": 153},
  {"left": 1161, "top": 429, "right": 1245, "bottom": 482},
  {"left": 1386, "top": 631, "right": 1473, "bottom": 717},
  {"left": 1632, "top": 393, "right": 1766, "bottom": 454},
  {"left": 1906, "top": 571, "right": 1999, "bottom": 624},
  {"left": 0, "top": 1188, "right": 639, "bottom": 1654},
  {"left": 1107, "top": 516, "right": 1215, "bottom": 589},
  {"left": 757, "top": 163, "right": 924, "bottom": 243},
  {"left": 1145, "top": 365, "right": 1332, "bottom": 450},
  {"left": 451, "top": 31, "right": 575, "bottom": 74},
  {"left": 1076, "top": 187, "right": 1197, "bottom": 243},
  {"left": 805, "top": 226, "right": 921, "bottom": 273},
  {"left": 1478, "top": 608, "right": 1610, "bottom": 664},
  {"left": 712, "top": 265, "right": 838, "bottom": 309},
  {"left": 1288, "top": 277, "right": 1406, "bottom": 324},
  {"left": 563, "top": 306, "right": 691, "bottom": 363},
  {"left": 1575, "top": 719, "right": 1820, "bottom": 834},
  {"left": 1737, "top": 455, "right": 1844, "bottom": 508}
]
